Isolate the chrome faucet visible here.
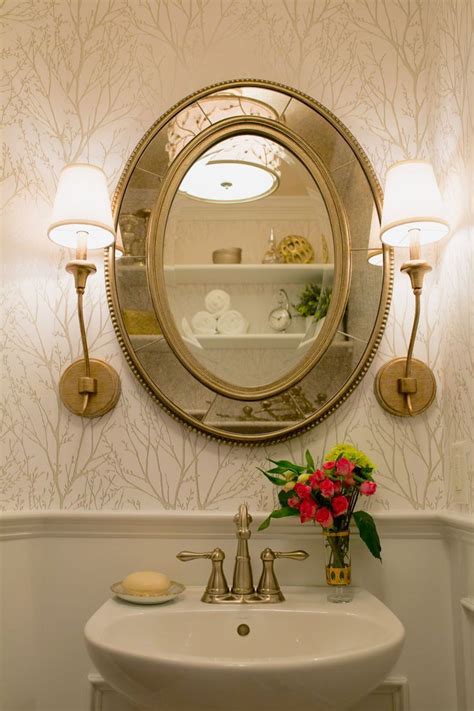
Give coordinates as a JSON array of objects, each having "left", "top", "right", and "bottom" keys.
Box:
[
  {"left": 231, "top": 503, "right": 254, "bottom": 597},
  {"left": 177, "top": 503, "right": 309, "bottom": 603}
]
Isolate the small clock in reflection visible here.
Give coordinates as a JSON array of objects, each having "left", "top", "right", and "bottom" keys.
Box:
[{"left": 268, "top": 289, "right": 292, "bottom": 332}]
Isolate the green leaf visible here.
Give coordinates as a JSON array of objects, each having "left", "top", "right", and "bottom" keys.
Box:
[
  {"left": 257, "top": 468, "right": 287, "bottom": 486},
  {"left": 258, "top": 514, "right": 273, "bottom": 531},
  {"left": 268, "top": 459, "right": 306, "bottom": 473},
  {"left": 305, "top": 449, "right": 315, "bottom": 471},
  {"left": 268, "top": 459, "right": 305, "bottom": 473},
  {"left": 267, "top": 466, "right": 290, "bottom": 474},
  {"left": 353, "top": 511, "right": 382, "bottom": 561},
  {"left": 278, "top": 489, "right": 295, "bottom": 506},
  {"left": 257, "top": 506, "right": 299, "bottom": 531},
  {"left": 270, "top": 507, "right": 299, "bottom": 519}
]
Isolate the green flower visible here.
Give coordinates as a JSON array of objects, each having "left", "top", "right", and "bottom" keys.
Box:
[{"left": 325, "top": 443, "right": 376, "bottom": 473}]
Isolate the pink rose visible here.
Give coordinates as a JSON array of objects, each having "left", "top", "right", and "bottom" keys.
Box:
[
  {"left": 316, "top": 507, "right": 334, "bottom": 528},
  {"left": 336, "top": 457, "right": 355, "bottom": 475},
  {"left": 294, "top": 483, "right": 312, "bottom": 499},
  {"left": 332, "top": 495, "right": 349, "bottom": 517},
  {"left": 299, "top": 499, "right": 318, "bottom": 523},
  {"left": 319, "top": 479, "right": 335, "bottom": 498},
  {"left": 323, "top": 461, "right": 336, "bottom": 471},
  {"left": 360, "top": 481, "right": 377, "bottom": 496},
  {"left": 309, "top": 469, "right": 325, "bottom": 489},
  {"left": 288, "top": 496, "right": 301, "bottom": 510},
  {"left": 333, "top": 481, "right": 342, "bottom": 495},
  {"left": 344, "top": 474, "right": 355, "bottom": 487}
]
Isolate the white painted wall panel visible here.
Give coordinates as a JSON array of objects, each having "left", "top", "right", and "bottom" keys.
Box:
[{"left": 2, "top": 512, "right": 470, "bottom": 711}]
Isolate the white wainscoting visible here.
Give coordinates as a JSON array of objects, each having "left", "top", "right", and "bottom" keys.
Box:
[
  {"left": 460, "top": 597, "right": 474, "bottom": 711},
  {"left": 88, "top": 673, "right": 410, "bottom": 711},
  {"left": 0, "top": 510, "right": 472, "bottom": 711}
]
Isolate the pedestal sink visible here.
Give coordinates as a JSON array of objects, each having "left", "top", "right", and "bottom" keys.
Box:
[{"left": 85, "top": 587, "right": 404, "bottom": 711}]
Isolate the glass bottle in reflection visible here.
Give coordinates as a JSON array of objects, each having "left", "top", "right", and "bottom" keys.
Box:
[{"left": 261, "top": 228, "right": 282, "bottom": 264}]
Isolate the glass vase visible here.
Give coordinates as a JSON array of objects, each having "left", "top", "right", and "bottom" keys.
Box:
[{"left": 323, "top": 530, "right": 353, "bottom": 603}]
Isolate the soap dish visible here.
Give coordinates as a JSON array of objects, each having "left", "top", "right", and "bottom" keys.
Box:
[{"left": 111, "top": 580, "right": 185, "bottom": 605}]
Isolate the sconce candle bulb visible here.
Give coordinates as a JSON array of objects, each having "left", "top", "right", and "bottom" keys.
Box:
[
  {"left": 48, "top": 163, "right": 120, "bottom": 418},
  {"left": 375, "top": 160, "right": 448, "bottom": 417}
]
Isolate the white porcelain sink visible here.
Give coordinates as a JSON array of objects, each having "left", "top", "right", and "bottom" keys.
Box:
[{"left": 85, "top": 587, "right": 404, "bottom": 711}]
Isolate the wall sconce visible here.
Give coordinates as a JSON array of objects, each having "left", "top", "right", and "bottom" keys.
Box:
[
  {"left": 48, "top": 164, "right": 121, "bottom": 417},
  {"left": 375, "top": 160, "right": 449, "bottom": 417}
]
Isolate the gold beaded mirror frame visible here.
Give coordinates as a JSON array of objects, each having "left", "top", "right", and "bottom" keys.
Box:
[{"left": 106, "top": 79, "right": 392, "bottom": 444}]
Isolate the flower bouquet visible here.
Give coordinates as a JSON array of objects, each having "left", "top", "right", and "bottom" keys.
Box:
[{"left": 258, "top": 444, "right": 381, "bottom": 601}]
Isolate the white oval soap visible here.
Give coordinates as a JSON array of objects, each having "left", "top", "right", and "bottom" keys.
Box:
[{"left": 122, "top": 571, "right": 171, "bottom": 595}]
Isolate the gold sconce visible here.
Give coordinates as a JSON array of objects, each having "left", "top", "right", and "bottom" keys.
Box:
[
  {"left": 375, "top": 160, "right": 449, "bottom": 417},
  {"left": 48, "top": 164, "right": 121, "bottom": 417}
]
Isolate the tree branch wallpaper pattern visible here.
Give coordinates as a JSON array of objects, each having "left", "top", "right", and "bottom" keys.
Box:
[{"left": 1, "top": 0, "right": 472, "bottom": 513}]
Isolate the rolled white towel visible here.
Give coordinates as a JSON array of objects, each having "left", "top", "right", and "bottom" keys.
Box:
[
  {"left": 204, "top": 289, "right": 231, "bottom": 316},
  {"left": 216, "top": 310, "right": 249, "bottom": 336},
  {"left": 191, "top": 311, "right": 217, "bottom": 335}
]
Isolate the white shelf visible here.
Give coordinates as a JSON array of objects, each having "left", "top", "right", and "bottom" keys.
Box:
[
  {"left": 130, "top": 333, "right": 353, "bottom": 352},
  {"left": 163, "top": 263, "right": 333, "bottom": 285},
  {"left": 194, "top": 333, "right": 306, "bottom": 350}
]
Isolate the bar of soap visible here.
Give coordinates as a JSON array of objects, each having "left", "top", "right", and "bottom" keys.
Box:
[{"left": 122, "top": 571, "right": 171, "bottom": 596}]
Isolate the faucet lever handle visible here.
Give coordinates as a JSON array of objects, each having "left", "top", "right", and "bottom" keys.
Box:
[
  {"left": 177, "top": 549, "right": 219, "bottom": 562},
  {"left": 275, "top": 550, "right": 309, "bottom": 561},
  {"left": 256, "top": 547, "right": 309, "bottom": 602},
  {"left": 177, "top": 548, "right": 230, "bottom": 602}
]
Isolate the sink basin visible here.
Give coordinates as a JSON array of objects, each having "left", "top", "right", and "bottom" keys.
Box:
[{"left": 85, "top": 587, "right": 404, "bottom": 711}]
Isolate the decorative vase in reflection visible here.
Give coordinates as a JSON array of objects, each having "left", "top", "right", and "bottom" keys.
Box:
[
  {"left": 262, "top": 228, "right": 282, "bottom": 264},
  {"left": 323, "top": 530, "right": 353, "bottom": 603}
]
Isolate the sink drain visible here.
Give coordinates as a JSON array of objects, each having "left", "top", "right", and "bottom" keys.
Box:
[{"left": 237, "top": 623, "right": 250, "bottom": 636}]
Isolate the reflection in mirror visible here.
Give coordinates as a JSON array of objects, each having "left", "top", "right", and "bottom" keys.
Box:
[
  {"left": 109, "top": 80, "right": 391, "bottom": 443},
  {"left": 162, "top": 134, "right": 334, "bottom": 389}
]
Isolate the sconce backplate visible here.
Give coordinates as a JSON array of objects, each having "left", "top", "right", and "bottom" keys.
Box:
[
  {"left": 59, "top": 358, "right": 121, "bottom": 418},
  {"left": 374, "top": 357, "right": 436, "bottom": 417}
]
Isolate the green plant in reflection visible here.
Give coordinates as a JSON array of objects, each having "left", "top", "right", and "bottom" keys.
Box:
[{"left": 294, "top": 283, "right": 332, "bottom": 320}]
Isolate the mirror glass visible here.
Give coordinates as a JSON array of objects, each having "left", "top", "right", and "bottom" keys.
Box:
[
  {"left": 108, "top": 81, "right": 392, "bottom": 444},
  {"left": 162, "top": 134, "right": 334, "bottom": 389}
]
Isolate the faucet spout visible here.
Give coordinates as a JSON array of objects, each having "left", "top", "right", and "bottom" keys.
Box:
[
  {"left": 235, "top": 503, "right": 252, "bottom": 537},
  {"left": 231, "top": 504, "right": 254, "bottom": 596}
]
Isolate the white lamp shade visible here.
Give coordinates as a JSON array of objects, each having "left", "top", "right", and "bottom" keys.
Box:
[
  {"left": 114, "top": 226, "right": 124, "bottom": 258},
  {"left": 48, "top": 164, "right": 115, "bottom": 249},
  {"left": 367, "top": 205, "right": 383, "bottom": 266},
  {"left": 380, "top": 160, "right": 449, "bottom": 247}
]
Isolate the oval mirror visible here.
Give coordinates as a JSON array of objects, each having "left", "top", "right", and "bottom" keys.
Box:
[{"left": 107, "top": 80, "right": 392, "bottom": 443}]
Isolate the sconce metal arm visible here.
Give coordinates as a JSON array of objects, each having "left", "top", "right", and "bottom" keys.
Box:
[
  {"left": 76, "top": 290, "right": 92, "bottom": 413},
  {"left": 66, "top": 260, "right": 97, "bottom": 413},
  {"left": 399, "top": 259, "right": 432, "bottom": 416},
  {"left": 403, "top": 289, "right": 421, "bottom": 416},
  {"left": 77, "top": 291, "right": 91, "bottom": 377},
  {"left": 375, "top": 257, "right": 436, "bottom": 418},
  {"left": 59, "top": 258, "right": 120, "bottom": 418}
]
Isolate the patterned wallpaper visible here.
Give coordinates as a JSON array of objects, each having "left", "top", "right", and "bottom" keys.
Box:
[{"left": 1, "top": 0, "right": 472, "bottom": 513}]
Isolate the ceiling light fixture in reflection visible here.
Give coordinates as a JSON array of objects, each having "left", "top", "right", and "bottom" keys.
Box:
[
  {"left": 166, "top": 92, "right": 283, "bottom": 203},
  {"left": 178, "top": 136, "right": 282, "bottom": 203}
]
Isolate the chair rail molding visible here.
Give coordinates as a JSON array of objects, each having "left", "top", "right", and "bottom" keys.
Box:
[{"left": 0, "top": 509, "right": 472, "bottom": 542}]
